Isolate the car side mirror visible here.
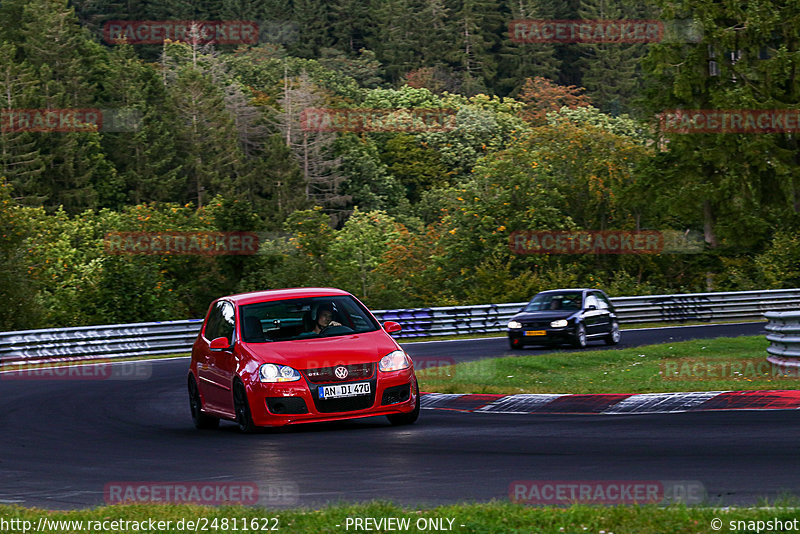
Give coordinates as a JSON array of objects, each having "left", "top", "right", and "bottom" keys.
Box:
[
  {"left": 383, "top": 321, "right": 402, "bottom": 333},
  {"left": 209, "top": 337, "right": 233, "bottom": 351}
]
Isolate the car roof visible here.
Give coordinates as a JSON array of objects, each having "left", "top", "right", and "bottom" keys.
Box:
[
  {"left": 536, "top": 288, "right": 596, "bottom": 294},
  {"left": 219, "top": 287, "right": 352, "bottom": 306}
]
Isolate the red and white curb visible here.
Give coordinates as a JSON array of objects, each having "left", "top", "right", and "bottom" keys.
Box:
[{"left": 420, "top": 390, "right": 800, "bottom": 414}]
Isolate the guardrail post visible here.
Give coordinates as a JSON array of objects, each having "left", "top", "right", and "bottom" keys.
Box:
[{"left": 764, "top": 311, "right": 800, "bottom": 368}]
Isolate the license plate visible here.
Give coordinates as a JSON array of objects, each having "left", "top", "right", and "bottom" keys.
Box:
[
  {"left": 318, "top": 382, "right": 371, "bottom": 399},
  {"left": 525, "top": 330, "right": 546, "bottom": 336}
]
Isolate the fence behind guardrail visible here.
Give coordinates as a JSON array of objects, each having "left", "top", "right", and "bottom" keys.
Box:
[{"left": 1, "top": 289, "right": 798, "bottom": 365}]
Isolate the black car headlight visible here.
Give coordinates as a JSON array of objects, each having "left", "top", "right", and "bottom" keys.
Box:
[{"left": 550, "top": 319, "right": 568, "bottom": 328}]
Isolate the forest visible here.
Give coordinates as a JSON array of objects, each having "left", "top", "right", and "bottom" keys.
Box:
[{"left": 1, "top": 0, "right": 799, "bottom": 330}]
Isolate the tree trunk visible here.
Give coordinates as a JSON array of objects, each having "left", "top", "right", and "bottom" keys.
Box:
[{"left": 703, "top": 200, "right": 718, "bottom": 247}]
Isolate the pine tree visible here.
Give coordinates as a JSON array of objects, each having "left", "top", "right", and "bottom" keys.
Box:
[
  {"left": 0, "top": 43, "right": 46, "bottom": 194},
  {"left": 19, "top": 0, "right": 104, "bottom": 107},
  {"left": 329, "top": 0, "right": 371, "bottom": 54},
  {"left": 577, "top": 0, "right": 651, "bottom": 115},
  {"left": 144, "top": 0, "right": 224, "bottom": 19},
  {"left": 365, "top": 0, "right": 419, "bottom": 83},
  {"left": 99, "top": 43, "right": 184, "bottom": 205},
  {"left": 167, "top": 63, "right": 241, "bottom": 207},
  {"left": 445, "top": 0, "right": 504, "bottom": 95},
  {"left": 0, "top": 0, "right": 27, "bottom": 45},
  {"left": 497, "top": 0, "right": 561, "bottom": 96},
  {"left": 287, "top": 0, "right": 333, "bottom": 57},
  {"left": 642, "top": 0, "right": 800, "bottom": 256},
  {"left": 70, "top": 0, "right": 148, "bottom": 36},
  {"left": 15, "top": 0, "right": 119, "bottom": 212},
  {"left": 235, "top": 134, "right": 309, "bottom": 227},
  {"left": 274, "top": 72, "right": 348, "bottom": 220},
  {"left": 410, "top": 0, "right": 454, "bottom": 71}
]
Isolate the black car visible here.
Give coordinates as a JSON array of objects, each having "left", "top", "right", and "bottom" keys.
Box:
[{"left": 507, "top": 289, "right": 620, "bottom": 349}]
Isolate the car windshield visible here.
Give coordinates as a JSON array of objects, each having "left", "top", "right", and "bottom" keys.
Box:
[
  {"left": 239, "top": 295, "right": 380, "bottom": 343},
  {"left": 523, "top": 292, "right": 582, "bottom": 312}
]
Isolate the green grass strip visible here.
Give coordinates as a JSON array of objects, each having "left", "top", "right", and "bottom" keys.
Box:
[
  {"left": 417, "top": 335, "right": 797, "bottom": 395},
  {"left": 3, "top": 501, "right": 800, "bottom": 533}
]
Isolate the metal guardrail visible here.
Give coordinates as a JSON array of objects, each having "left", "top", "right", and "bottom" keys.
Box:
[
  {"left": 0, "top": 319, "right": 203, "bottom": 366},
  {"left": 765, "top": 311, "right": 800, "bottom": 367},
  {"left": 374, "top": 288, "right": 800, "bottom": 338},
  {"left": 1, "top": 289, "right": 798, "bottom": 365}
]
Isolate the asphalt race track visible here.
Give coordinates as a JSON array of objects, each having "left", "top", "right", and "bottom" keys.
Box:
[{"left": 2, "top": 321, "right": 798, "bottom": 510}]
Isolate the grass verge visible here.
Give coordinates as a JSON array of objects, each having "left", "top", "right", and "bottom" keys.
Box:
[
  {"left": 2, "top": 501, "right": 799, "bottom": 534},
  {"left": 416, "top": 335, "right": 797, "bottom": 395},
  {"left": 396, "top": 319, "right": 765, "bottom": 344}
]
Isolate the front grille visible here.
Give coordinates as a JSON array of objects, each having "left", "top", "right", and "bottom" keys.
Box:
[
  {"left": 304, "top": 363, "right": 374, "bottom": 384},
  {"left": 266, "top": 397, "right": 308, "bottom": 415},
  {"left": 522, "top": 321, "right": 549, "bottom": 329},
  {"left": 309, "top": 379, "right": 377, "bottom": 413},
  {"left": 381, "top": 384, "right": 410, "bottom": 405}
]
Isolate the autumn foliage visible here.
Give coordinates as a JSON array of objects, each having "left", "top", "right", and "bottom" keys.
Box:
[{"left": 517, "top": 77, "right": 592, "bottom": 125}]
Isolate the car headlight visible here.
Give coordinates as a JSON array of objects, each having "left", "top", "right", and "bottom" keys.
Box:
[
  {"left": 379, "top": 350, "right": 411, "bottom": 372},
  {"left": 259, "top": 363, "right": 301, "bottom": 382},
  {"left": 508, "top": 320, "right": 522, "bottom": 329},
  {"left": 550, "top": 319, "right": 568, "bottom": 328}
]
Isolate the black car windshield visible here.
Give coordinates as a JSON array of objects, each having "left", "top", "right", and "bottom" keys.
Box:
[
  {"left": 523, "top": 292, "right": 582, "bottom": 312},
  {"left": 239, "top": 295, "right": 380, "bottom": 343}
]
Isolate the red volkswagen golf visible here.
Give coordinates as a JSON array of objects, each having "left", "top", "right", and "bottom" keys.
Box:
[{"left": 188, "top": 288, "right": 419, "bottom": 432}]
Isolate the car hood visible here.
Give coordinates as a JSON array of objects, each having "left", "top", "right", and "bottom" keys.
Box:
[
  {"left": 512, "top": 310, "right": 578, "bottom": 322},
  {"left": 241, "top": 329, "right": 400, "bottom": 370}
]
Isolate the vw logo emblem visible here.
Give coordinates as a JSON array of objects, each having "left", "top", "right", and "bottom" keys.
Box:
[{"left": 334, "top": 366, "right": 349, "bottom": 379}]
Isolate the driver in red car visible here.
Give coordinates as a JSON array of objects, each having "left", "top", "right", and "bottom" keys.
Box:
[{"left": 311, "top": 303, "right": 342, "bottom": 334}]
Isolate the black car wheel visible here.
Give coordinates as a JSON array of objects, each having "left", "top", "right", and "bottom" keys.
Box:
[
  {"left": 572, "top": 324, "right": 587, "bottom": 348},
  {"left": 605, "top": 321, "right": 621, "bottom": 345},
  {"left": 188, "top": 375, "right": 219, "bottom": 429},
  {"left": 233, "top": 380, "right": 258, "bottom": 433},
  {"left": 387, "top": 379, "right": 420, "bottom": 426}
]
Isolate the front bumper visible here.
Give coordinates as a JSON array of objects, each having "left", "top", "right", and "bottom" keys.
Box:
[
  {"left": 508, "top": 325, "right": 576, "bottom": 345},
  {"left": 245, "top": 368, "right": 417, "bottom": 427}
]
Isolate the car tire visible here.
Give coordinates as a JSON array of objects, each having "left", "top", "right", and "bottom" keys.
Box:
[
  {"left": 387, "top": 379, "right": 420, "bottom": 426},
  {"left": 233, "top": 380, "right": 258, "bottom": 433},
  {"left": 572, "top": 324, "right": 588, "bottom": 348},
  {"left": 188, "top": 375, "right": 219, "bottom": 430},
  {"left": 605, "top": 321, "right": 621, "bottom": 345}
]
